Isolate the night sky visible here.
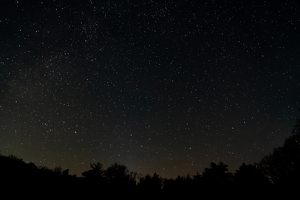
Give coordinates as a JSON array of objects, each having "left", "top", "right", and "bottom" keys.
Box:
[{"left": 1, "top": 0, "right": 299, "bottom": 178}]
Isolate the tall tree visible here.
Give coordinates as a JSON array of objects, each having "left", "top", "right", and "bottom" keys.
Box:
[{"left": 259, "top": 119, "right": 300, "bottom": 184}]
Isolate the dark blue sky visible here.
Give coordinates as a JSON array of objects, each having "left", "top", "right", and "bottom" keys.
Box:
[{"left": 0, "top": 0, "right": 299, "bottom": 178}]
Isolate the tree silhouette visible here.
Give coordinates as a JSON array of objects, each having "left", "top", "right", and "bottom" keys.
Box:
[
  {"left": 201, "top": 161, "right": 233, "bottom": 185},
  {"left": 163, "top": 174, "right": 199, "bottom": 193},
  {"left": 62, "top": 169, "right": 70, "bottom": 176},
  {"left": 81, "top": 162, "right": 107, "bottom": 189},
  {"left": 234, "top": 163, "right": 270, "bottom": 186},
  {"left": 82, "top": 162, "right": 104, "bottom": 179},
  {"left": 105, "top": 162, "right": 136, "bottom": 189},
  {"left": 138, "top": 173, "right": 162, "bottom": 192},
  {"left": 54, "top": 166, "right": 63, "bottom": 176},
  {"left": 259, "top": 119, "right": 300, "bottom": 185},
  {"left": 0, "top": 154, "right": 37, "bottom": 183},
  {"left": 3, "top": 117, "right": 300, "bottom": 195}
]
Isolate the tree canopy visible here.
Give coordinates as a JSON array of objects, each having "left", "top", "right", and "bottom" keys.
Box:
[{"left": 1, "top": 118, "right": 300, "bottom": 193}]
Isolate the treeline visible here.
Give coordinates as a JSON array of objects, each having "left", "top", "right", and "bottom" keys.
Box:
[
  {"left": 1, "top": 119, "right": 299, "bottom": 194},
  {"left": 0, "top": 154, "right": 269, "bottom": 193}
]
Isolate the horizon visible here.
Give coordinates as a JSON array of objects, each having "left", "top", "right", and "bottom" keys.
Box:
[{"left": 0, "top": 0, "right": 299, "bottom": 179}]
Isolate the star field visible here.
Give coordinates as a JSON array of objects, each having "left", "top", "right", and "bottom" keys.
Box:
[{"left": 0, "top": 0, "right": 299, "bottom": 178}]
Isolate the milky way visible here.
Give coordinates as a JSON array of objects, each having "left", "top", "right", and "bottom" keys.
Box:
[{"left": 0, "top": 0, "right": 299, "bottom": 178}]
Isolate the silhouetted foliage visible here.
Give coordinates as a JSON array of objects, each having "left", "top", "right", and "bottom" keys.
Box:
[
  {"left": 105, "top": 162, "right": 137, "bottom": 190},
  {"left": 2, "top": 118, "right": 300, "bottom": 194},
  {"left": 259, "top": 119, "right": 300, "bottom": 185},
  {"left": 138, "top": 173, "right": 162, "bottom": 192},
  {"left": 201, "top": 161, "right": 233, "bottom": 185},
  {"left": 234, "top": 163, "right": 270, "bottom": 186},
  {"left": 54, "top": 165, "right": 63, "bottom": 176},
  {"left": 163, "top": 174, "right": 201, "bottom": 193},
  {"left": 82, "top": 162, "right": 105, "bottom": 179},
  {"left": 62, "top": 168, "right": 70, "bottom": 176},
  {"left": 0, "top": 154, "right": 37, "bottom": 183}
]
